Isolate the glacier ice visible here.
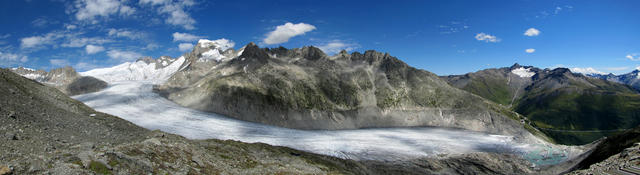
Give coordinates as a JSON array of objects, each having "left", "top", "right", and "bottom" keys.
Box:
[{"left": 73, "top": 81, "right": 580, "bottom": 162}]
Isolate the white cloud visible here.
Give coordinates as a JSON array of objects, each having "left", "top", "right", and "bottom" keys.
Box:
[
  {"left": 602, "top": 67, "right": 629, "bottom": 71},
  {"left": 264, "top": 22, "right": 316, "bottom": 45},
  {"left": 65, "top": 24, "right": 78, "bottom": 30},
  {"left": 74, "top": 62, "right": 98, "bottom": 71},
  {"left": 525, "top": 48, "right": 535, "bottom": 53},
  {"left": 62, "top": 37, "right": 111, "bottom": 48},
  {"left": 570, "top": 67, "right": 605, "bottom": 75},
  {"left": 141, "top": 0, "right": 197, "bottom": 30},
  {"left": 0, "top": 51, "right": 28, "bottom": 63},
  {"left": 475, "top": 33, "right": 500, "bottom": 43},
  {"left": 524, "top": 28, "right": 540, "bottom": 37},
  {"left": 627, "top": 54, "right": 640, "bottom": 61},
  {"left": 178, "top": 43, "right": 193, "bottom": 52},
  {"left": 172, "top": 32, "right": 202, "bottom": 42},
  {"left": 144, "top": 43, "right": 160, "bottom": 50},
  {"left": 31, "top": 17, "right": 58, "bottom": 27},
  {"left": 74, "top": 0, "right": 135, "bottom": 22},
  {"left": 107, "top": 50, "right": 143, "bottom": 61},
  {"left": 20, "top": 33, "right": 61, "bottom": 48},
  {"left": 317, "top": 41, "right": 357, "bottom": 55},
  {"left": 85, "top": 44, "right": 105, "bottom": 54},
  {"left": 139, "top": 0, "right": 170, "bottom": 5},
  {"left": 108, "top": 28, "right": 146, "bottom": 40},
  {"left": 50, "top": 59, "right": 70, "bottom": 66}
]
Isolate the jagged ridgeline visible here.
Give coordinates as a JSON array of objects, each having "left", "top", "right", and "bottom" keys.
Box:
[
  {"left": 10, "top": 66, "right": 107, "bottom": 96},
  {"left": 154, "top": 42, "right": 549, "bottom": 143},
  {"left": 442, "top": 64, "right": 640, "bottom": 145}
]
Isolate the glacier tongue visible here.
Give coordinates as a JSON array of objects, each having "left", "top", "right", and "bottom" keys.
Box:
[
  {"left": 72, "top": 81, "right": 582, "bottom": 163},
  {"left": 80, "top": 56, "right": 185, "bottom": 84}
]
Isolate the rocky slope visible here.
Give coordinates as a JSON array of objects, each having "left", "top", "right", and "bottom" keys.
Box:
[
  {"left": 11, "top": 66, "right": 107, "bottom": 95},
  {"left": 567, "top": 124, "right": 640, "bottom": 174},
  {"left": 1, "top": 67, "right": 556, "bottom": 174},
  {"left": 153, "top": 41, "right": 548, "bottom": 143},
  {"left": 442, "top": 64, "right": 640, "bottom": 145}
]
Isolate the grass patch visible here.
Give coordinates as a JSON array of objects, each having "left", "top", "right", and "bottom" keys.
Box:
[{"left": 89, "top": 161, "right": 111, "bottom": 175}]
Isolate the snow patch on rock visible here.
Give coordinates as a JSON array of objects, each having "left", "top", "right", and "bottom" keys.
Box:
[
  {"left": 198, "top": 39, "right": 234, "bottom": 50},
  {"left": 511, "top": 67, "right": 535, "bottom": 78},
  {"left": 200, "top": 49, "right": 226, "bottom": 62}
]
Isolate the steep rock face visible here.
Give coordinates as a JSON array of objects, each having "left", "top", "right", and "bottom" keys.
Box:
[
  {"left": 567, "top": 125, "right": 640, "bottom": 174},
  {"left": 443, "top": 64, "right": 640, "bottom": 145},
  {"left": 155, "top": 44, "right": 547, "bottom": 143},
  {"left": 10, "top": 66, "right": 106, "bottom": 95}
]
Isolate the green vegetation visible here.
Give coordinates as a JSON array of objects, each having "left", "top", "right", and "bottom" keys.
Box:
[
  {"left": 515, "top": 89, "right": 640, "bottom": 145},
  {"left": 463, "top": 78, "right": 513, "bottom": 106},
  {"left": 89, "top": 161, "right": 111, "bottom": 175}
]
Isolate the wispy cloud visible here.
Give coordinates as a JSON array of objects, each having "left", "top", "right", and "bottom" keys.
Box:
[
  {"left": 475, "top": 33, "right": 500, "bottom": 43},
  {"left": 107, "top": 49, "right": 143, "bottom": 61},
  {"left": 172, "top": 32, "right": 203, "bottom": 42},
  {"left": 20, "top": 32, "right": 63, "bottom": 49},
  {"left": 264, "top": 22, "right": 316, "bottom": 45},
  {"left": 108, "top": 28, "right": 147, "bottom": 40},
  {"left": 316, "top": 40, "right": 358, "bottom": 55},
  {"left": 140, "top": 0, "right": 197, "bottom": 30},
  {"left": 178, "top": 43, "right": 193, "bottom": 52},
  {"left": 85, "top": 44, "right": 105, "bottom": 54},
  {"left": 627, "top": 54, "right": 640, "bottom": 61},
  {"left": 438, "top": 21, "right": 470, "bottom": 34},
  {"left": 49, "top": 59, "right": 70, "bottom": 66}
]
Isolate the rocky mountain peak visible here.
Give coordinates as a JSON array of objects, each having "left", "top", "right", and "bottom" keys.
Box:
[
  {"left": 136, "top": 56, "right": 155, "bottom": 64},
  {"left": 238, "top": 42, "right": 270, "bottom": 62},
  {"left": 300, "top": 46, "right": 326, "bottom": 60},
  {"left": 510, "top": 63, "right": 522, "bottom": 70}
]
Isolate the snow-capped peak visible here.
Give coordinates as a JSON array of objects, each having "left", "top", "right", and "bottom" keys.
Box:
[
  {"left": 198, "top": 39, "right": 235, "bottom": 51},
  {"left": 511, "top": 67, "right": 535, "bottom": 78},
  {"left": 569, "top": 67, "right": 606, "bottom": 75},
  {"left": 81, "top": 56, "right": 186, "bottom": 84}
]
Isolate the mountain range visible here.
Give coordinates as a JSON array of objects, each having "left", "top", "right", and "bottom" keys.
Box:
[
  {"left": 442, "top": 64, "right": 640, "bottom": 145},
  {"left": 152, "top": 40, "right": 548, "bottom": 144},
  {"left": 5, "top": 40, "right": 640, "bottom": 174}
]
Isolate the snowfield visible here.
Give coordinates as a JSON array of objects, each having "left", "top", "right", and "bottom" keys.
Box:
[{"left": 73, "top": 81, "right": 580, "bottom": 163}]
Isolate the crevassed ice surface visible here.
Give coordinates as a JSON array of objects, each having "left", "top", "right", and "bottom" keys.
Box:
[{"left": 73, "top": 81, "right": 578, "bottom": 163}]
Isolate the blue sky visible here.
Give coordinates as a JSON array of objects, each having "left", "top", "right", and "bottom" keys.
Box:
[{"left": 0, "top": 0, "right": 638, "bottom": 75}]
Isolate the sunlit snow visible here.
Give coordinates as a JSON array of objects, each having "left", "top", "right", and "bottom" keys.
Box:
[
  {"left": 511, "top": 67, "right": 535, "bottom": 78},
  {"left": 80, "top": 56, "right": 185, "bottom": 84}
]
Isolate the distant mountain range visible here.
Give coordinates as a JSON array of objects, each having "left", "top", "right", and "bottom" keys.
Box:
[
  {"left": 583, "top": 69, "right": 640, "bottom": 91},
  {"left": 442, "top": 64, "right": 640, "bottom": 145}
]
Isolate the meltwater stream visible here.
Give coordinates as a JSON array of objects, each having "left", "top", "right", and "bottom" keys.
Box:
[{"left": 73, "top": 81, "right": 573, "bottom": 163}]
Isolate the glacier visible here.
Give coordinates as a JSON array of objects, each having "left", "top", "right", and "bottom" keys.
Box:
[{"left": 73, "top": 80, "right": 581, "bottom": 163}]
